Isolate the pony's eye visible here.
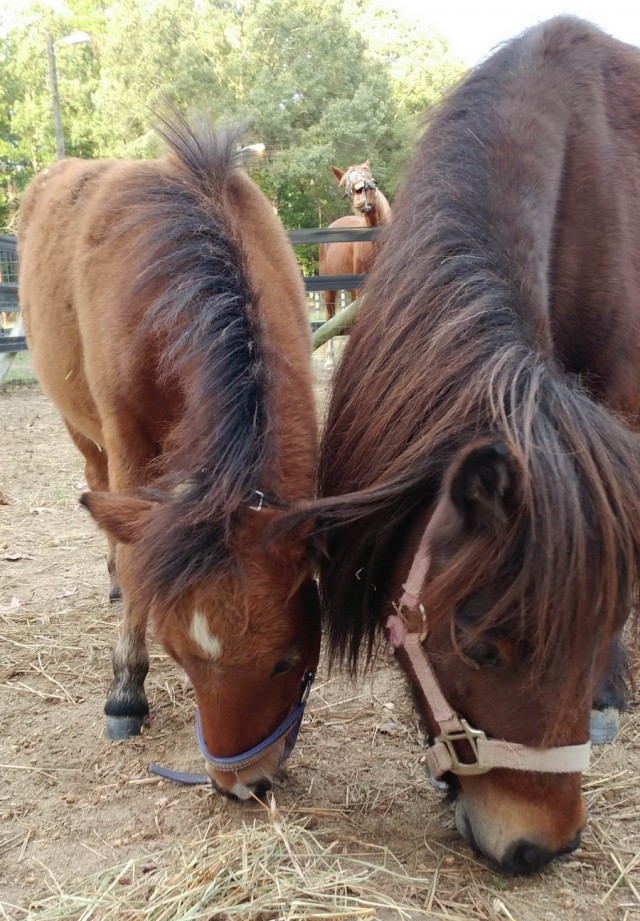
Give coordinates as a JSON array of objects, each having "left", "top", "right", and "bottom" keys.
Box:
[
  {"left": 271, "top": 658, "right": 296, "bottom": 677},
  {"left": 468, "top": 642, "right": 502, "bottom": 668}
]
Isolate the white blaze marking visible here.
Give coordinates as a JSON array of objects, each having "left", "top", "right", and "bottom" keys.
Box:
[{"left": 190, "top": 612, "right": 222, "bottom": 660}]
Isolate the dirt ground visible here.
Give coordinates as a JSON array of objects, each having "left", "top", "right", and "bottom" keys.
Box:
[{"left": 2, "top": 353, "right": 640, "bottom": 920}]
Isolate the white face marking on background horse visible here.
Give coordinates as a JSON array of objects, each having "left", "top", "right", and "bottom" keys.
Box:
[{"left": 190, "top": 611, "right": 222, "bottom": 660}]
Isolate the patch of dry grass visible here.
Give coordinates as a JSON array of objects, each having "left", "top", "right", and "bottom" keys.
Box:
[
  {"left": 3, "top": 795, "right": 450, "bottom": 921},
  {"left": 4, "top": 382, "right": 640, "bottom": 921}
]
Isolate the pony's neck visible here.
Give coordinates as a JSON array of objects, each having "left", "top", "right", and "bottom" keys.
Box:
[{"left": 364, "top": 191, "right": 391, "bottom": 227}]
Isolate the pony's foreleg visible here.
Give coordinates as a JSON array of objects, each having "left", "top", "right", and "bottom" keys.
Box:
[
  {"left": 102, "top": 443, "right": 153, "bottom": 740},
  {"left": 105, "top": 573, "right": 150, "bottom": 740},
  {"left": 64, "top": 422, "right": 120, "bottom": 602},
  {"left": 590, "top": 629, "right": 628, "bottom": 744}
]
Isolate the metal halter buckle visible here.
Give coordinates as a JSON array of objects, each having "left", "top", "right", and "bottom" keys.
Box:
[
  {"left": 436, "top": 719, "right": 492, "bottom": 776},
  {"left": 248, "top": 490, "right": 287, "bottom": 512},
  {"left": 249, "top": 490, "right": 267, "bottom": 511},
  {"left": 299, "top": 669, "right": 314, "bottom": 704}
]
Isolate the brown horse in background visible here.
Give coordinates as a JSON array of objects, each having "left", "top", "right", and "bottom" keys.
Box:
[
  {"left": 18, "top": 113, "right": 320, "bottom": 799},
  {"left": 293, "top": 17, "right": 640, "bottom": 869},
  {"left": 318, "top": 161, "right": 390, "bottom": 364}
]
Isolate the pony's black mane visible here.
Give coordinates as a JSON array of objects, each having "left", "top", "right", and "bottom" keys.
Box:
[
  {"left": 116, "top": 112, "right": 272, "bottom": 601},
  {"left": 304, "top": 17, "right": 640, "bottom": 695}
]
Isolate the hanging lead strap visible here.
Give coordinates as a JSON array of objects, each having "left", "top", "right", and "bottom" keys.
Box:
[{"left": 148, "top": 764, "right": 209, "bottom": 784}]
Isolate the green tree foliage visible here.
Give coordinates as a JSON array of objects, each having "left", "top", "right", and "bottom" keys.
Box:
[{"left": 0, "top": 0, "right": 465, "bottom": 240}]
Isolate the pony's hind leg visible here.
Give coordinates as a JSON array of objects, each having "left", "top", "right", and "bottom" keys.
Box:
[
  {"left": 64, "top": 422, "right": 121, "bottom": 602},
  {"left": 591, "top": 630, "right": 628, "bottom": 744}
]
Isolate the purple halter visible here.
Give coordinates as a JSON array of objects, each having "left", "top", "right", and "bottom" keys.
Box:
[{"left": 149, "top": 669, "right": 315, "bottom": 785}]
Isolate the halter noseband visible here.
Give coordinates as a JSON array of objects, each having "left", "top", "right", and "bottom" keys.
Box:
[
  {"left": 197, "top": 668, "right": 315, "bottom": 772},
  {"left": 387, "top": 526, "right": 591, "bottom": 781},
  {"left": 150, "top": 668, "right": 316, "bottom": 785}
]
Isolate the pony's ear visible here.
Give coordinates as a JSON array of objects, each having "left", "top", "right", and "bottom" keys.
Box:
[
  {"left": 80, "top": 492, "right": 156, "bottom": 544},
  {"left": 446, "top": 440, "right": 522, "bottom": 532},
  {"left": 331, "top": 166, "right": 345, "bottom": 183}
]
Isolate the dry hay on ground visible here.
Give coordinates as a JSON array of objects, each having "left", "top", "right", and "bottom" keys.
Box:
[{"left": 1, "top": 362, "right": 640, "bottom": 920}]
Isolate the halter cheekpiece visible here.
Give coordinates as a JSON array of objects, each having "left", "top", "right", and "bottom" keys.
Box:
[{"left": 388, "top": 526, "right": 591, "bottom": 781}]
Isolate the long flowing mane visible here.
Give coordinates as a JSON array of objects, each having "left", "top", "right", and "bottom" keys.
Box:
[
  {"left": 111, "top": 114, "right": 275, "bottom": 601},
  {"left": 311, "top": 17, "right": 640, "bottom": 689}
]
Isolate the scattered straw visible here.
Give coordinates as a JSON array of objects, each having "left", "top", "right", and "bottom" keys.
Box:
[
  {"left": 8, "top": 797, "right": 440, "bottom": 921},
  {"left": 5, "top": 371, "right": 640, "bottom": 921},
  {"left": 601, "top": 850, "right": 640, "bottom": 905}
]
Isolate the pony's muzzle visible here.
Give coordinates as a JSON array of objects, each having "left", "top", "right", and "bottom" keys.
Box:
[
  {"left": 206, "top": 720, "right": 290, "bottom": 796},
  {"left": 208, "top": 770, "right": 273, "bottom": 801},
  {"left": 454, "top": 783, "right": 585, "bottom": 872},
  {"left": 501, "top": 829, "right": 582, "bottom": 873}
]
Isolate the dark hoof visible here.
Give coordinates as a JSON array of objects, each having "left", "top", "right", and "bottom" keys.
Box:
[
  {"left": 107, "top": 715, "right": 145, "bottom": 740},
  {"left": 590, "top": 707, "right": 620, "bottom": 744},
  {"left": 109, "top": 586, "right": 122, "bottom": 603}
]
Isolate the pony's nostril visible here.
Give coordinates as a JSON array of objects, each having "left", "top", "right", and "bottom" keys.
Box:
[
  {"left": 506, "top": 831, "right": 582, "bottom": 871},
  {"left": 251, "top": 779, "right": 272, "bottom": 800},
  {"left": 561, "top": 831, "right": 582, "bottom": 854},
  {"left": 503, "top": 840, "right": 555, "bottom": 873}
]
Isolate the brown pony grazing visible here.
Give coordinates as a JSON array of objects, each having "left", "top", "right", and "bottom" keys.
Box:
[
  {"left": 18, "top": 113, "right": 320, "bottom": 800},
  {"left": 294, "top": 17, "right": 640, "bottom": 869},
  {"left": 318, "top": 161, "right": 390, "bottom": 364}
]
